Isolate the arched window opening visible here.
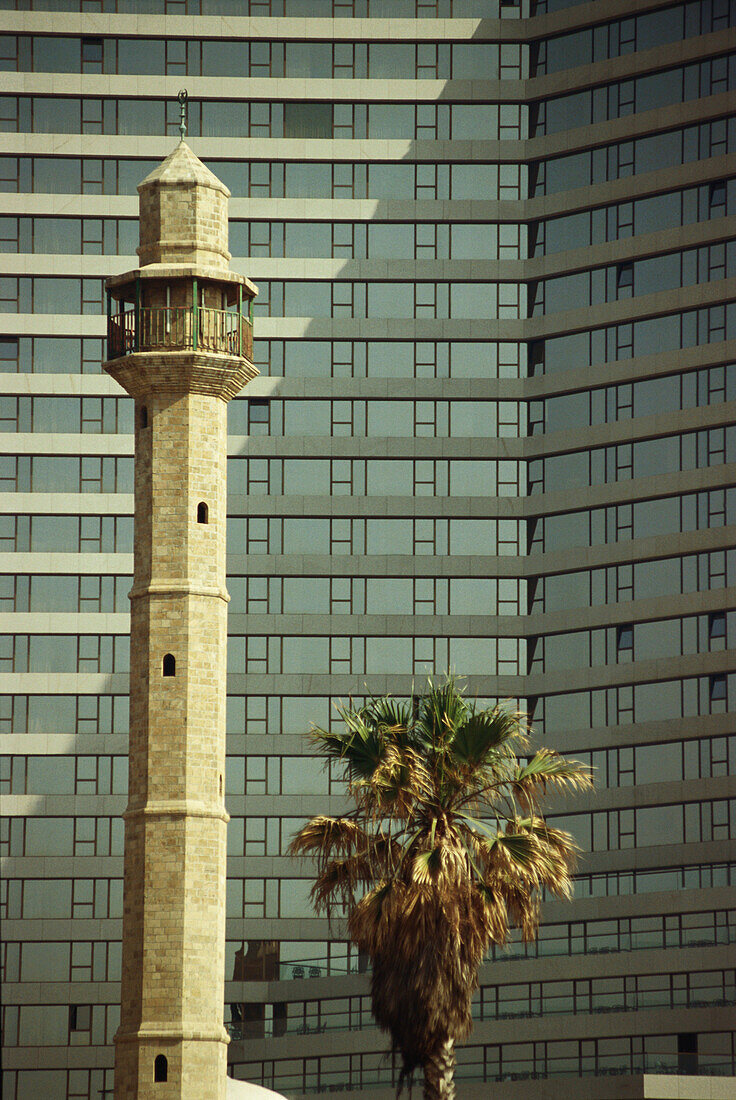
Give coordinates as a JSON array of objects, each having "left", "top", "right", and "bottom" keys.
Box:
[
  {"left": 140, "top": 405, "right": 148, "bottom": 428},
  {"left": 154, "top": 1055, "right": 168, "bottom": 1082},
  {"left": 197, "top": 501, "right": 209, "bottom": 524},
  {"left": 163, "top": 654, "right": 176, "bottom": 677}
]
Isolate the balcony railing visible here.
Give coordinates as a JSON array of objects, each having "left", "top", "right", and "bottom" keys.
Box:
[{"left": 107, "top": 304, "right": 253, "bottom": 361}]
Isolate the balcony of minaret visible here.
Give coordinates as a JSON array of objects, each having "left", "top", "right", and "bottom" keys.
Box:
[{"left": 106, "top": 271, "right": 254, "bottom": 363}]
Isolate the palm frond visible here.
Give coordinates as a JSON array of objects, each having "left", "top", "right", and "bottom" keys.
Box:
[
  {"left": 289, "top": 674, "right": 590, "bottom": 1086},
  {"left": 514, "top": 752, "right": 594, "bottom": 814},
  {"left": 416, "top": 675, "right": 471, "bottom": 751},
  {"left": 287, "top": 815, "right": 369, "bottom": 861},
  {"left": 449, "top": 707, "right": 521, "bottom": 769}
]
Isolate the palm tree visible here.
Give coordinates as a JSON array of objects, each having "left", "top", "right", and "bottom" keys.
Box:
[{"left": 288, "top": 676, "right": 592, "bottom": 1100}]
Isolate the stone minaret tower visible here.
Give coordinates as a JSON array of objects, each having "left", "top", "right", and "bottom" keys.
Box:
[{"left": 104, "top": 141, "right": 257, "bottom": 1099}]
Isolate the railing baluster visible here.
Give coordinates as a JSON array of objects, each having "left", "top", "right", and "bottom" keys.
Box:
[{"left": 110, "top": 303, "right": 250, "bottom": 358}]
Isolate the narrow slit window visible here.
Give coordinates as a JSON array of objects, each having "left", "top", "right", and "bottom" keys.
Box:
[
  {"left": 197, "top": 501, "right": 209, "bottom": 524},
  {"left": 709, "top": 180, "right": 725, "bottom": 209},
  {"left": 154, "top": 1055, "right": 168, "bottom": 1082},
  {"left": 616, "top": 262, "right": 633, "bottom": 291},
  {"left": 163, "top": 654, "right": 176, "bottom": 677},
  {"left": 248, "top": 398, "right": 270, "bottom": 433},
  {"left": 140, "top": 406, "right": 148, "bottom": 428},
  {"left": 710, "top": 674, "right": 726, "bottom": 701},
  {"left": 709, "top": 612, "right": 726, "bottom": 639}
]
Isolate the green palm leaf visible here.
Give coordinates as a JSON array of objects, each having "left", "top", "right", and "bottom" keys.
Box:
[
  {"left": 288, "top": 674, "right": 591, "bottom": 1095},
  {"left": 449, "top": 709, "right": 517, "bottom": 768}
]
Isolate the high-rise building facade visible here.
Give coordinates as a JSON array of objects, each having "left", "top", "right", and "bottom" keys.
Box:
[{"left": 0, "top": 1, "right": 734, "bottom": 1098}]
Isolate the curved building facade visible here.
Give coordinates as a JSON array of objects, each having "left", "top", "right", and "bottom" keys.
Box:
[{"left": 0, "top": 0, "right": 734, "bottom": 1097}]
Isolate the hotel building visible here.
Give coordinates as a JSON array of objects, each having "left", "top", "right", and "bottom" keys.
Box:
[{"left": 0, "top": 0, "right": 734, "bottom": 1096}]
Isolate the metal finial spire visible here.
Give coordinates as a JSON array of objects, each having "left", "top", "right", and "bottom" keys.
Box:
[{"left": 177, "top": 89, "right": 188, "bottom": 141}]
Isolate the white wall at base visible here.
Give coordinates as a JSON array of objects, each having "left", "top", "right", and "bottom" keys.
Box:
[{"left": 227, "top": 1078, "right": 290, "bottom": 1100}]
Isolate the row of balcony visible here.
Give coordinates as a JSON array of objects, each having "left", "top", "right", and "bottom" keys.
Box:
[{"left": 107, "top": 304, "right": 253, "bottom": 361}]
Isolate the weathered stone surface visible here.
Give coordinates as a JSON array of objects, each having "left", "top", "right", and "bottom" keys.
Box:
[
  {"left": 137, "top": 141, "right": 231, "bottom": 269},
  {"left": 106, "top": 145, "right": 256, "bottom": 1100}
]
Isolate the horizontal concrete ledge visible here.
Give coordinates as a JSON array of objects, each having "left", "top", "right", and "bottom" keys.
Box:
[
  {"left": 129, "top": 582, "right": 229, "bottom": 602},
  {"left": 123, "top": 801, "right": 228, "bottom": 823},
  {"left": 115, "top": 1026, "right": 228, "bottom": 1045}
]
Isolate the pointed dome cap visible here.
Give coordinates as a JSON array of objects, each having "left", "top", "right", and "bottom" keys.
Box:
[
  {"left": 138, "top": 140, "right": 230, "bottom": 196},
  {"left": 137, "top": 140, "right": 231, "bottom": 269}
]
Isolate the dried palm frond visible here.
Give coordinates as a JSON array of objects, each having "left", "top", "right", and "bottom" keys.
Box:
[{"left": 288, "top": 675, "right": 592, "bottom": 1096}]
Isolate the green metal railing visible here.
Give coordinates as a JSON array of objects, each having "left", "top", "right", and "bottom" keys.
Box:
[{"left": 107, "top": 302, "right": 253, "bottom": 361}]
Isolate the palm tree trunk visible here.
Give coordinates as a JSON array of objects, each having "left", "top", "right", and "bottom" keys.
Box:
[{"left": 423, "top": 1039, "right": 456, "bottom": 1100}]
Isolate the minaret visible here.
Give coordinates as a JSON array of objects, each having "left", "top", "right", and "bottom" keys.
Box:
[{"left": 104, "top": 138, "right": 257, "bottom": 1100}]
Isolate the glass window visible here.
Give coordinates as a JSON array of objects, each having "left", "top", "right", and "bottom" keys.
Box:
[
  {"left": 545, "top": 691, "right": 589, "bottom": 734},
  {"left": 281, "top": 636, "right": 328, "bottom": 674},
  {"left": 449, "top": 519, "right": 496, "bottom": 554},
  {"left": 366, "top": 342, "right": 414, "bottom": 377},
  {"left": 451, "top": 223, "right": 498, "bottom": 260},
  {"left": 30, "top": 574, "right": 77, "bottom": 611},
  {"left": 368, "top": 283, "right": 413, "bottom": 318},
  {"left": 637, "top": 804, "right": 683, "bottom": 847},
  {"left": 283, "top": 459, "right": 330, "bottom": 495},
  {"left": 282, "top": 519, "right": 330, "bottom": 554},
  {"left": 283, "top": 400, "right": 331, "bottom": 435},
  {"left": 202, "top": 40, "right": 249, "bottom": 77},
  {"left": 368, "top": 163, "right": 414, "bottom": 200},
  {"left": 282, "top": 576, "right": 330, "bottom": 613},
  {"left": 29, "top": 634, "right": 77, "bottom": 672},
  {"left": 33, "top": 97, "right": 81, "bottom": 133},
  {"left": 365, "top": 519, "right": 413, "bottom": 555},
  {"left": 368, "top": 223, "right": 413, "bottom": 260},
  {"left": 283, "top": 102, "right": 332, "bottom": 139},
  {"left": 33, "top": 157, "right": 81, "bottom": 193},
  {"left": 369, "top": 104, "right": 413, "bottom": 139},
  {"left": 450, "top": 461, "right": 495, "bottom": 496},
  {"left": 636, "top": 742, "right": 682, "bottom": 784},
  {"left": 633, "top": 375, "right": 679, "bottom": 417},
  {"left": 635, "top": 680, "right": 682, "bottom": 722},
  {"left": 34, "top": 36, "right": 79, "bottom": 72},
  {"left": 451, "top": 282, "right": 496, "bottom": 318},
  {"left": 26, "top": 694, "right": 76, "bottom": 733},
  {"left": 25, "top": 817, "right": 73, "bottom": 856},
  {"left": 366, "top": 401, "right": 413, "bottom": 437},
  {"left": 368, "top": 43, "right": 415, "bottom": 77},
  {"left": 33, "top": 278, "right": 80, "bottom": 313},
  {"left": 449, "top": 579, "right": 496, "bottom": 615},
  {"left": 280, "top": 878, "right": 312, "bottom": 918},
  {"left": 32, "top": 456, "right": 78, "bottom": 491},
  {"left": 284, "top": 281, "right": 331, "bottom": 317},
  {"left": 282, "top": 757, "right": 328, "bottom": 795},
  {"left": 20, "top": 941, "right": 70, "bottom": 982},
  {"left": 18, "top": 1007, "right": 69, "bottom": 1047},
  {"left": 635, "top": 619, "right": 678, "bottom": 659},
  {"left": 366, "top": 461, "right": 413, "bottom": 496},
  {"left": 117, "top": 38, "right": 165, "bottom": 74},
  {"left": 452, "top": 43, "right": 499, "bottom": 79},
  {"left": 284, "top": 162, "right": 331, "bottom": 198},
  {"left": 452, "top": 104, "right": 498, "bottom": 139},
  {"left": 285, "top": 42, "right": 331, "bottom": 78},
  {"left": 543, "top": 632, "right": 588, "bottom": 671},
  {"left": 33, "top": 218, "right": 82, "bottom": 253},
  {"left": 365, "top": 636, "right": 412, "bottom": 673},
  {"left": 451, "top": 163, "right": 499, "bottom": 199},
  {"left": 284, "top": 222, "right": 331, "bottom": 258},
  {"left": 23, "top": 878, "right": 72, "bottom": 918},
  {"left": 633, "top": 496, "right": 679, "bottom": 539},
  {"left": 365, "top": 578, "right": 412, "bottom": 614}
]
